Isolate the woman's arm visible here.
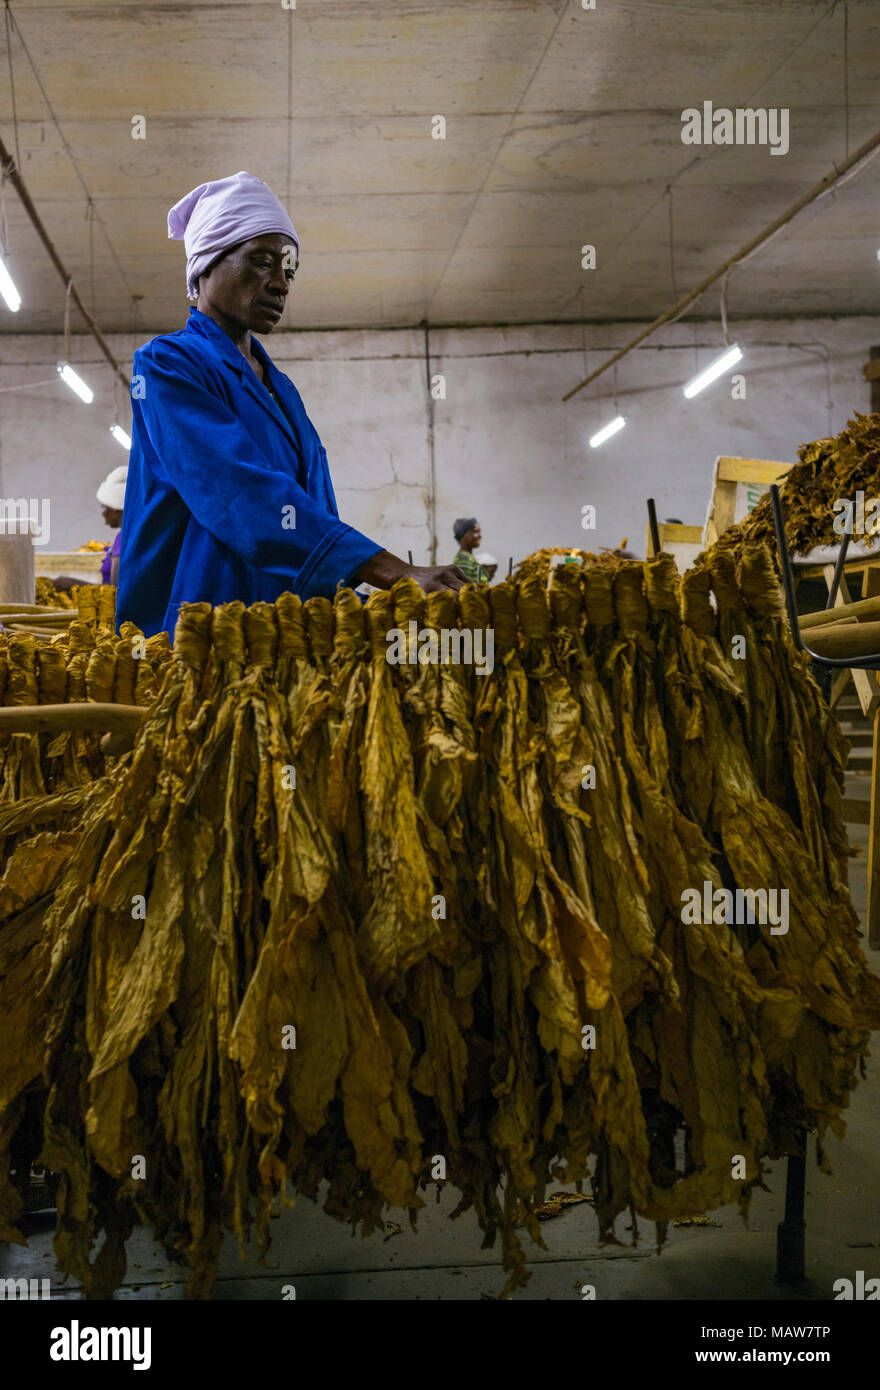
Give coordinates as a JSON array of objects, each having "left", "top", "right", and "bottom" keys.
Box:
[{"left": 352, "top": 549, "right": 466, "bottom": 593}]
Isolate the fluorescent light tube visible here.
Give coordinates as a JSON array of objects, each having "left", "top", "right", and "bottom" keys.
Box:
[
  {"left": 0, "top": 258, "right": 21, "bottom": 312},
  {"left": 683, "top": 344, "right": 743, "bottom": 399},
  {"left": 589, "top": 415, "right": 626, "bottom": 448},
  {"left": 110, "top": 424, "right": 131, "bottom": 449},
  {"left": 57, "top": 361, "right": 94, "bottom": 404}
]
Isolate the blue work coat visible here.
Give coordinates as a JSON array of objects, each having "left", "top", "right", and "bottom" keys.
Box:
[{"left": 116, "top": 307, "right": 381, "bottom": 638}]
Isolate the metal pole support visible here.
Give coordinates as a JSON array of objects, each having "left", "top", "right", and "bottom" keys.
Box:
[{"left": 776, "top": 1136, "right": 807, "bottom": 1284}]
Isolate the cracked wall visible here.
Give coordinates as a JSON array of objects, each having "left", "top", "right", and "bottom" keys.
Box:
[{"left": 0, "top": 318, "right": 876, "bottom": 573}]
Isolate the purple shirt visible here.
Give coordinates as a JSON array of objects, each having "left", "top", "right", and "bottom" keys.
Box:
[{"left": 101, "top": 530, "right": 122, "bottom": 584}]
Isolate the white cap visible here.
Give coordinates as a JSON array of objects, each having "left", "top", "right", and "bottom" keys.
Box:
[{"left": 96, "top": 464, "right": 128, "bottom": 511}]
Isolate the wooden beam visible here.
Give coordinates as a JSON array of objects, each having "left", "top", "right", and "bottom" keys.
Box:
[
  {"left": 35, "top": 552, "right": 103, "bottom": 576},
  {"left": 829, "top": 669, "right": 851, "bottom": 708},
  {"left": 803, "top": 619, "right": 880, "bottom": 659},
  {"left": 0, "top": 609, "right": 73, "bottom": 626},
  {"left": 562, "top": 126, "right": 880, "bottom": 401},
  {"left": 0, "top": 703, "right": 145, "bottom": 735},
  {"left": 822, "top": 568, "right": 880, "bottom": 717},
  {"left": 801, "top": 594, "right": 880, "bottom": 629},
  {"left": 716, "top": 457, "right": 794, "bottom": 485},
  {"left": 704, "top": 457, "right": 796, "bottom": 547}
]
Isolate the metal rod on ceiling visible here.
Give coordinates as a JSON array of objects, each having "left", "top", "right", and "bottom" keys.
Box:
[
  {"left": 562, "top": 126, "right": 880, "bottom": 402},
  {"left": 0, "top": 134, "right": 130, "bottom": 391}
]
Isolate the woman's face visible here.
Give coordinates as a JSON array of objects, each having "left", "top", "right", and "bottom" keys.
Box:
[
  {"left": 197, "top": 233, "right": 298, "bottom": 335},
  {"left": 102, "top": 505, "right": 123, "bottom": 529}
]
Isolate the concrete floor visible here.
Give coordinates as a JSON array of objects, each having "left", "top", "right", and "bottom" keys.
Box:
[{"left": 3, "top": 783, "right": 878, "bottom": 1302}]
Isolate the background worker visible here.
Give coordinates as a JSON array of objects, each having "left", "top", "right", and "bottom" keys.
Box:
[
  {"left": 452, "top": 518, "right": 488, "bottom": 582},
  {"left": 97, "top": 465, "right": 127, "bottom": 587},
  {"left": 51, "top": 464, "right": 127, "bottom": 593}
]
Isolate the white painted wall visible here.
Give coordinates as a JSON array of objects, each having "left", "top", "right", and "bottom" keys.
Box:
[{"left": 0, "top": 316, "right": 875, "bottom": 572}]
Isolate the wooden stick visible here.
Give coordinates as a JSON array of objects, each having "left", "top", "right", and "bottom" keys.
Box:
[
  {"left": 0, "top": 703, "right": 146, "bottom": 735},
  {"left": 804, "top": 617, "right": 858, "bottom": 630},
  {"left": 562, "top": 126, "right": 880, "bottom": 400},
  {"left": 800, "top": 593, "right": 880, "bottom": 628},
  {"left": 0, "top": 602, "right": 59, "bottom": 613},
  {"left": 558, "top": 129, "right": 878, "bottom": 400},
  {"left": 0, "top": 610, "right": 74, "bottom": 625},
  {"left": 803, "top": 620, "right": 880, "bottom": 659}
]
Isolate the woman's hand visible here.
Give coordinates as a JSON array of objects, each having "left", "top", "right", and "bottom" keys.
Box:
[{"left": 353, "top": 550, "right": 467, "bottom": 593}]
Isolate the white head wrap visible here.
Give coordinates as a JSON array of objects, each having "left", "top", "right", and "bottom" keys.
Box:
[
  {"left": 167, "top": 171, "right": 300, "bottom": 300},
  {"left": 96, "top": 464, "right": 128, "bottom": 511}
]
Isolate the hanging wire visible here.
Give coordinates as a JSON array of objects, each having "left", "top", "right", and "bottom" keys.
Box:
[
  {"left": 720, "top": 270, "right": 730, "bottom": 347},
  {"left": 87, "top": 198, "right": 96, "bottom": 315},
  {"left": 612, "top": 363, "right": 619, "bottom": 416},
  {"left": 0, "top": 170, "right": 9, "bottom": 256},
  {"left": 666, "top": 185, "right": 679, "bottom": 298},
  {"left": 0, "top": 377, "right": 59, "bottom": 393},
  {"left": 63, "top": 277, "right": 73, "bottom": 363},
  {"left": 792, "top": 343, "right": 834, "bottom": 437}
]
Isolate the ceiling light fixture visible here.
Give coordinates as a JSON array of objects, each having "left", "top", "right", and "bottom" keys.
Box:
[
  {"left": 589, "top": 415, "right": 626, "bottom": 448},
  {"left": 683, "top": 344, "right": 743, "bottom": 399},
  {"left": 57, "top": 361, "right": 94, "bottom": 404},
  {"left": 0, "top": 257, "right": 21, "bottom": 311},
  {"left": 109, "top": 424, "right": 131, "bottom": 449}
]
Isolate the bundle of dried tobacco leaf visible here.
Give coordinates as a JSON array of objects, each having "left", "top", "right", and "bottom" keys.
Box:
[
  {"left": 711, "top": 412, "right": 880, "bottom": 558},
  {"left": 0, "top": 549, "right": 877, "bottom": 1300}
]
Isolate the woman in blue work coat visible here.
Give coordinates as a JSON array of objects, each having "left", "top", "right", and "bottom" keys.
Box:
[{"left": 117, "top": 172, "right": 464, "bottom": 638}]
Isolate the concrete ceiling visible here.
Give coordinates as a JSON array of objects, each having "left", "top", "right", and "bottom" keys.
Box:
[{"left": 1, "top": 0, "right": 879, "bottom": 337}]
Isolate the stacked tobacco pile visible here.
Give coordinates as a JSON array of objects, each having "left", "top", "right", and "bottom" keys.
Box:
[
  {"left": 35, "top": 578, "right": 75, "bottom": 610},
  {"left": 0, "top": 592, "right": 170, "bottom": 851},
  {"left": 0, "top": 549, "right": 878, "bottom": 1299},
  {"left": 713, "top": 411, "right": 880, "bottom": 557}
]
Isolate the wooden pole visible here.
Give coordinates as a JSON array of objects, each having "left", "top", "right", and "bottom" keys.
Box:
[
  {"left": 800, "top": 594, "right": 880, "bottom": 628},
  {"left": 0, "top": 609, "right": 74, "bottom": 625},
  {"left": 802, "top": 620, "right": 880, "bottom": 660},
  {"left": 562, "top": 127, "right": 880, "bottom": 401},
  {"left": 0, "top": 703, "right": 145, "bottom": 735}
]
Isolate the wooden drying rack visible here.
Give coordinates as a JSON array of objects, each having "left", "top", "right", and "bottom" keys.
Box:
[{"left": 702, "top": 456, "right": 880, "bottom": 952}]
